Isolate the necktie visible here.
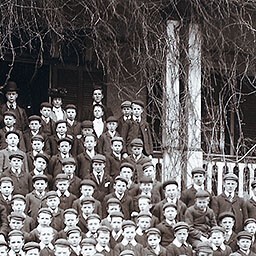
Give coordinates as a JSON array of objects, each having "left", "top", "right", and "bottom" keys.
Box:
[
  {"left": 228, "top": 193, "right": 233, "bottom": 202},
  {"left": 10, "top": 104, "right": 14, "bottom": 110},
  {"left": 97, "top": 174, "right": 101, "bottom": 183}
]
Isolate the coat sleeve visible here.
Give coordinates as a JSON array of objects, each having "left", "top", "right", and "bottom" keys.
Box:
[{"left": 0, "top": 205, "right": 8, "bottom": 238}]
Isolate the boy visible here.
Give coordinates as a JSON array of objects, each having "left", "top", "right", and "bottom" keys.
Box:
[
  {"left": 246, "top": 180, "right": 256, "bottom": 219},
  {"left": 0, "top": 111, "right": 26, "bottom": 151},
  {"left": 80, "top": 237, "right": 97, "bottom": 256},
  {"left": 117, "top": 101, "right": 132, "bottom": 137},
  {"left": 25, "top": 174, "right": 48, "bottom": 219},
  {"left": 95, "top": 225, "right": 113, "bottom": 255},
  {"left": 124, "top": 138, "right": 151, "bottom": 182},
  {"left": 55, "top": 174, "right": 77, "bottom": 210},
  {"left": 85, "top": 214, "right": 101, "bottom": 239},
  {"left": 104, "top": 175, "right": 133, "bottom": 219},
  {"left": 97, "top": 116, "right": 120, "bottom": 155},
  {"left": 65, "top": 104, "right": 81, "bottom": 137},
  {"left": 77, "top": 134, "right": 97, "bottom": 179},
  {"left": 185, "top": 190, "right": 217, "bottom": 247},
  {"left": 135, "top": 212, "right": 152, "bottom": 246},
  {"left": 106, "top": 136, "right": 124, "bottom": 179},
  {"left": 195, "top": 242, "right": 214, "bottom": 256},
  {"left": 109, "top": 211, "right": 124, "bottom": 248},
  {"left": 114, "top": 220, "right": 144, "bottom": 256},
  {"left": 1, "top": 153, "right": 32, "bottom": 195},
  {"left": 156, "top": 202, "right": 177, "bottom": 246},
  {"left": 23, "top": 242, "right": 40, "bottom": 256},
  {"left": 39, "top": 226, "right": 55, "bottom": 256},
  {"left": 66, "top": 226, "right": 82, "bottom": 256},
  {"left": 122, "top": 100, "right": 153, "bottom": 157},
  {"left": 244, "top": 218, "right": 256, "bottom": 253},
  {"left": 167, "top": 222, "right": 193, "bottom": 256},
  {"left": 209, "top": 226, "right": 232, "bottom": 255},
  {"left": 0, "top": 176, "right": 14, "bottom": 215},
  {"left": 144, "top": 227, "right": 167, "bottom": 256},
  {"left": 8, "top": 230, "right": 25, "bottom": 256},
  {"left": 54, "top": 239, "right": 71, "bottom": 256},
  {"left": 235, "top": 231, "right": 256, "bottom": 256},
  {"left": 40, "top": 102, "right": 55, "bottom": 136}
]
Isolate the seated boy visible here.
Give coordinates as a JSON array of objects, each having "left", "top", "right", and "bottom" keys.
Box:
[
  {"left": 95, "top": 225, "right": 113, "bottom": 255},
  {"left": 8, "top": 230, "right": 25, "bottom": 256},
  {"left": 66, "top": 226, "right": 82, "bottom": 256},
  {"left": 85, "top": 214, "right": 101, "bottom": 239},
  {"left": 65, "top": 104, "right": 81, "bottom": 137}
]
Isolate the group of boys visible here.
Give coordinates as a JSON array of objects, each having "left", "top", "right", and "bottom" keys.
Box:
[{"left": 0, "top": 81, "right": 254, "bottom": 256}]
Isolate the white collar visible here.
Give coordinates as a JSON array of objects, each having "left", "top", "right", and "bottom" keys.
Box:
[
  {"left": 39, "top": 242, "right": 54, "bottom": 250},
  {"left": 86, "top": 149, "right": 95, "bottom": 158},
  {"left": 193, "top": 184, "right": 204, "bottom": 191},
  {"left": 33, "top": 169, "right": 44, "bottom": 176},
  {"left": 167, "top": 197, "right": 177, "bottom": 204},
  {"left": 121, "top": 239, "right": 137, "bottom": 246},
  {"left": 7, "top": 102, "right": 17, "bottom": 109},
  {"left": 70, "top": 245, "right": 81, "bottom": 255},
  {"left": 172, "top": 238, "right": 189, "bottom": 248},
  {"left": 32, "top": 150, "right": 43, "bottom": 156},
  {"left": 57, "top": 190, "right": 70, "bottom": 197},
  {"left": 112, "top": 230, "right": 122, "bottom": 239},
  {"left": 67, "top": 119, "right": 74, "bottom": 126},
  {"left": 41, "top": 116, "right": 50, "bottom": 123},
  {"left": 11, "top": 168, "right": 21, "bottom": 174},
  {"left": 96, "top": 244, "right": 110, "bottom": 252},
  {"left": 31, "top": 130, "right": 39, "bottom": 136},
  {"left": 8, "top": 146, "right": 18, "bottom": 151},
  {"left": 212, "top": 243, "right": 226, "bottom": 251},
  {"left": 5, "top": 126, "right": 14, "bottom": 131},
  {"left": 224, "top": 191, "right": 235, "bottom": 198},
  {"left": 61, "top": 153, "right": 70, "bottom": 159},
  {"left": 57, "top": 133, "right": 66, "bottom": 139},
  {"left": 136, "top": 227, "right": 144, "bottom": 236},
  {"left": 112, "top": 151, "right": 121, "bottom": 159},
  {"left": 35, "top": 190, "right": 45, "bottom": 197},
  {"left": 133, "top": 116, "right": 141, "bottom": 122},
  {"left": 115, "top": 192, "right": 124, "bottom": 200}
]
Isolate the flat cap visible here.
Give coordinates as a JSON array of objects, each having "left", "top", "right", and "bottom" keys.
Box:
[
  {"left": 142, "top": 162, "right": 154, "bottom": 170},
  {"left": 28, "top": 115, "right": 41, "bottom": 123},
  {"left": 3, "top": 111, "right": 16, "bottom": 118},
  {"left": 32, "top": 174, "right": 48, "bottom": 183},
  {"left": 106, "top": 116, "right": 118, "bottom": 123},
  {"left": 96, "top": 225, "right": 111, "bottom": 233},
  {"left": 61, "top": 157, "right": 76, "bottom": 166},
  {"left": 107, "top": 198, "right": 121, "bottom": 206},
  {"left": 81, "top": 120, "right": 93, "bottom": 128},
  {"left": 223, "top": 173, "right": 238, "bottom": 182},
  {"left": 5, "top": 130, "right": 20, "bottom": 139},
  {"left": 139, "top": 176, "right": 153, "bottom": 184},
  {"left": 145, "top": 228, "right": 161, "bottom": 237},
  {"left": 54, "top": 239, "right": 70, "bottom": 247},
  {"left": 57, "top": 137, "right": 73, "bottom": 145},
  {"left": 210, "top": 226, "right": 225, "bottom": 234},
  {"left": 120, "top": 162, "right": 134, "bottom": 171},
  {"left": 81, "top": 238, "right": 96, "bottom": 246},
  {"left": 55, "top": 173, "right": 69, "bottom": 181},
  {"left": 121, "top": 101, "right": 132, "bottom": 108},
  {"left": 195, "top": 190, "right": 210, "bottom": 198},
  {"left": 111, "top": 136, "right": 124, "bottom": 143},
  {"left": 244, "top": 218, "right": 256, "bottom": 226},
  {"left": 132, "top": 100, "right": 144, "bottom": 108},
  {"left": 64, "top": 208, "right": 78, "bottom": 216},
  {"left": 162, "top": 180, "right": 178, "bottom": 189},
  {"left": 66, "top": 227, "right": 81, "bottom": 236},
  {"left": 137, "top": 211, "right": 152, "bottom": 219},
  {"left": 55, "top": 120, "right": 67, "bottom": 126},
  {"left": 196, "top": 241, "right": 213, "bottom": 253},
  {"left": 80, "top": 179, "right": 96, "bottom": 188},
  {"left": 110, "top": 211, "right": 124, "bottom": 219},
  {"left": 120, "top": 250, "right": 135, "bottom": 256},
  {"left": 34, "top": 153, "right": 49, "bottom": 163},
  {"left": 8, "top": 230, "right": 23, "bottom": 237},
  {"left": 0, "top": 177, "right": 13, "bottom": 184},
  {"left": 80, "top": 196, "right": 95, "bottom": 205},
  {"left": 130, "top": 138, "right": 143, "bottom": 147},
  {"left": 65, "top": 104, "right": 77, "bottom": 110},
  {"left": 191, "top": 167, "right": 206, "bottom": 176},
  {"left": 9, "top": 153, "right": 23, "bottom": 161},
  {"left": 237, "top": 231, "right": 253, "bottom": 240},
  {"left": 137, "top": 194, "right": 151, "bottom": 201},
  {"left": 173, "top": 222, "right": 189, "bottom": 232},
  {"left": 45, "top": 191, "right": 59, "bottom": 199},
  {"left": 115, "top": 175, "right": 128, "bottom": 185},
  {"left": 8, "top": 212, "right": 25, "bottom": 221},
  {"left": 40, "top": 102, "right": 52, "bottom": 109},
  {"left": 218, "top": 211, "right": 236, "bottom": 222},
  {"left": 87, "top": 214, "right": 101, "bottom": 222},
  {"left": 92, "top": 154, "right": 106, "bottom": 163},
  {"left": 163, "top": 202, "right": 177, "bottom": 211},
  {"left": 12, "top": 194, "right": 26, "bottom": 202},
  {"left": 31, "top": 135, "right": 45, "bottom": 142},
  {"left": 38, "top": 208, "right": 52, "bottom": 216},
  {"left": 23, "top": 242, "right": 40, "bottom": 252},
  {"left": 122, "top": 220, "right": 136, "bottom": 229}
]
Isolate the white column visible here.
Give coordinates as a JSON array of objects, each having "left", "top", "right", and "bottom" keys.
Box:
[
  {"left": 187, "top": 23, "right": 203, "bottom": 187},
  {"left": 162, "top": 20, "right": 182, "bottom": 188}
]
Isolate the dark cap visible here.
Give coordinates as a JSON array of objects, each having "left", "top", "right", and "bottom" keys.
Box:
[
  {"left": 64, "top": 208, "right": 78, "bottom": 216},
  {"left": 32, "top": 174, "right": 48, "bottom": 183},
  {"left": 115, "top": 175, "right": 128, "bottom": 185},
  {"left": 122, "top": 220, "right": 136, "bottom": 229},
  {"left": 145, "top": 228, "right": 161, "bottom": 237},
  {"left": 8, "top": 212, "right": 25, "bottom": 221},
  {"left": 120, "top": 162, "right": 134, "bottom": 171},
  {"left": 80, "top": 179, "right": 96, "bottom": 188},
  {"left": 244, "top": 218, "right": 256, "bottom": 226},
  {"left": 173, "top": 222, "right": 189, "bottom": 232},
  {"left": 38, "top": 208, "right": 53, "bottom": 216},
  {"left": 34, "top": 153, "right": 49, "bottom": 163},
  {"left": 3, "top": 111, "right": 16, "bottom": 118},
  {"left": 210, "top": 226, "right": 225, "bottom": 234},
  {"left": 218, "top": 211, "right": 236, "bottom": 222},
  {"left": 55, "top": 120, "right": 67, "bottom": 127},
  {"left": 107, "top": 198, "right": 121, "bottom": 206},
  {"left": 111, "top": 136, "right": 124, "bottom": 144},
  {"left": 162, "top": 180, "right": 178, "bottom": 189},
  {"left": 65, "top": 104, "right": 77, "bottom": 111},
  {"left": 92, "top": 154, "right": 106, "bottom": 163},
  {"left": 106, "top": 116, "right": 118, "bottom": 123},
  {"left": 54, "top": 239, "right": 70, "bottom": 248},
  {"left": 61, "top": 157, "right": 76, "bottom": 166},
  {"left": 5, "top": 130, "right": 20, "bottom": 139},
  {"left": 191, "top": 167, "right": 206, "bottom": 176},
  {"left": 121, "top": 101, "right": 132, "bottom": 108},
  {"left": 195, "top": 190, "right": 210, "bottom": 198},
  {"left": 12, "top": 194, "right": 26, "bottom": 203},
  {"left": 139, "top": 176, "right": 153, "bottom": 184},
  {"left": 96, "top": 225, "right": 111, "bottom": 234},
  {"left": 40, "top": 102, "right": 52, "bottom": 109},
  {"left": 28, "top": 115, "right": 41, "bottom": 123},
  {"left": 81, "top": 238, "right": 96, "bottom": 246},
  {"left": 45, "top": 191, "right": 59, "bottom": 199},
  {"left": 80, "top": 196, "right": 95, "bottom": 205},
  {"left": 87, "top": 214, "right": 101, "bottom": 222},
  {"left": 57, "top": 137, "right": 73, "bottom": 145},
  {"left": 23, "top": 242, "right": 40, "bottom": 252},
  {"left": 223, "top": 173, "right": 238, "bottom": 182},
  {"left": 196, "top": 241, "right": 213, "bottom": 253},
  {"left": 81, "top": 120, "right": 93, "bottom": 129},
  {"left": 130, "top": 138, "right": 143, "bottom": 147},
  {"left": 31, "top": 135, "right": 45, "bottom": 142},
  {"left": 163, "top": 202, "right": 177, "bottom": 211},
  {"left": 142, "top": 162, "right": 154, "bottom": 170},
  {"left": 132, "top": 100, "right": 144, "bottom": 108},
  {"left": 237, "top": 231, "right": 253, "bottom": 240},
  {"left": 0, "top": 176, "right": 13, "bottom": 184},
  {"left": 8, "top": 230, "right": 23, "bottom": 237},
  {"left": 137, "top": 211, "right": 152, "bottom": 219},
  {"left": 4, "top": 81, "right": 19, "bottom": 92},
  {"left": 55, "top": 174, "right": 69, "bottom": 181},
  {"left": 66, "top": 227, "right": 81, "bottom": 236},
  {"left": 110, "top": 211, "right": 124, "bottom": 219},
  {"left": 9, "top": 153, "right": 23, "bottom": 161}
]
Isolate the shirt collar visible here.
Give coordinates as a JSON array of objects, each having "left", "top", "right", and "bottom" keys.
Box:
[
  {"left": 7, "top": 102, "right": 17, "bottom": 109},
  {"left": 136, "top": 227, "right": 144, "bottom": 236},
  {"left": 172, "top": 238, "right": 188, "bottom": 248},
  {"left": 224, "top": 191, "right": 235, "bottom": 198},
  {"left": 212, "top": 243, "right": 226, "bottom": 251},
  {"left": 57, "top": 190, "right": 70, "bottom": 197},
  {"left": 96, "top": 244, "right": 110, "bottom": 252},
  {"left": 121, "top": 239, "right": 137, "bottom": 246},
  {"left": 193, "top": 183, "right": 204, "bottom": 191},
  {"left": 11, "top": 168, "right": 21, "bottom": 174},
  {"left": 39, "top": 242, "right": 54, "bottom": 250}
]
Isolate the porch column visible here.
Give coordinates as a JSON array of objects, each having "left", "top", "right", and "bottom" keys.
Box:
[
  {"left": 186, "top": 23, "right": 203, "bottom": 186},
  {"left": 162, "top": 20, "right": 182, "bottom": 187}
]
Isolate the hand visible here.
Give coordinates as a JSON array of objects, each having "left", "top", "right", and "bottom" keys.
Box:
[{"left": 122, "top": 153, "right": 128, "bottom": 159}]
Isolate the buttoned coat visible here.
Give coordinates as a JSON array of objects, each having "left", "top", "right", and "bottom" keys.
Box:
[
  {"left": 166, "top": 243, "right": 193, "bottom": 256},
  {"left": 97, "top": 131, "right": 120, "bottom": 155},
  {"left": 76, "top": 151, "right": 93, "bottom": 179},
  {"left": 156, "top": 220, "right": 175, "bottom": 246}
]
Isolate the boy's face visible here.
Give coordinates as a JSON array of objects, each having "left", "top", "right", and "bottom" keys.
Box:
[
  {"left": 164, "top": 207, "right": 177, "bottom": 221},
  {"left": 144, "top": 166, "right": 155, "bottom": 179},
  {"left": 58, "top": 141, "right": 71, "bottom": 154},
  {"left": 131, "top": 146, "right": 143, "bottom": 156},
  {"left": 224, "top": 179, "right": 237, "bottom": 194},
  {"left": 46, "top": 197, "right": 60, "bottom": 210},
  {"left": 93, "top": 89, "right": 103, "bottom": 103},
  {"left": 114, "top": 180, "right": 127, "bottom": 195},
  {"left": 34, "top": 157, "right": 47, "bottom": 171},
  {"left": 80, "top": 185, "right": 94, "bottom": 197},
  {"left": 56, "top": 180, "right": 69, "bottom": 193},
  {"left": 52, "top": 98, "right": 62, "bottom": 108},
  {"left": 81, "top": 203, "right": 94, "bottom": 215},
  {"left": 110, "top": 217, "right": 123, "bottom": 232},
  {"left": 87, "top": 218, "right": 100, "bottom": 233},
  {"left": 4, "top": 115, "right": 16, "bottom": 127},
  {"left": 165, "top": 184, "right": 179, "bottom": 200},
  {"left": 193, "top": 173, "right": 205, "bottom": 186},
  {"left": 140, "top": 183, "right": 153, "bottom": 194},
  {"left": 6, "top": 91, "right": 18, "bottom": 103},
  {"left": 120, "top": 168, "right": 133, "bottom": 180},
  {"left": 122, "top": 226, "right": 136, "bottom": 241},
  {"left": 147, "top": 234, "right": 161, "bottom": 249},
  {"left": 137, "top": 217, "right": 151, "bottom": 230},
  {"left": 245, "top": 223, "right": 256, "bottom": 235},
  {"left": 84, "top": 135, "right": 96, "bottom": 151},
  {"left": 81, "top": 245, "right": 96, "bottom": 256},
  {"left": 0, "top": 246, "right": 8, "bottom": 256},
  {"left": 10, "top": 158, "right": 23, "bottom": 170},
  {"left": 106, "top": 122, "right": 118, "bottom": 132},
  {"left": 138, "top": 198, "right": 151, "bottom": 212},
  {"left": 93, "top": 106, "right": 104, "bottom": 119},
  {"left": 97, "top": 231, "right": 110, "bottom": 247},
  {"left": 111, "top": 141, "right": 123, "bottom": 154},
  {"left": 26, "top": 248, "right": 39, "bottom": 256},
  {"left": 237, "top": 238, "right": 251, "bottom": 251},
  {"left": 37, "top": 213, "right": 52, "bottom": 226},
  {"left": 64, "top": 213, "right": 78, "bottom": 228},
  {"left": 29, "top": 121, "right": 41, "bottom": 131},
  {"left": 33, "top": 180, "right": 47, "bottom": 193},
  {"left": 196, "top": 198, "right": 209, "bottom": 210},
  {"left": 175, "top": 228, "right": 188, "bottom": 244},
  {"left": 55, "top": 247, "right": 70, "bottom": 256},
  {"left": 6, "top": 134, "right": 19, "bottom": 147},
  {"left": 9, "top": 235, "right": 24, "bottom": 252},
  {"left": 12, "top": 200, "right": 26, "bottom": 213},
  {"left": 81, "top": 128, "right": 94, "bottom": 136},
  {"left": 220, "top": 217, "right": 235, "bottom": 232},
  {"left": 63, "top": 164, "right": 76, "bottom": 176},
  {"left": 68, "top": 232, "right": 81, "bottom": 247},
  {"left": 132, "top": 103, "right": 143, "bottom": 117},
  {"left": 56, "top": 123, "right": 67, "bottom": 135},
  {"left": 40, "top": 107, "right": 51, "bottom": 118},
  {"left": 107, "top": 204, "right": 121, "bottom": 214},
  {"left": 66, "top": 109, "right": 76, "bottom": 120},
  {"left": 9, "top": 218, "right": 23, "bottom": 230},
  {"left": 122, "top": 106, "right": 131, "bottom": 117},
  {"left": 210, "top": 231, "right": 224, "bottom": 247},
  {"left": 39, "top": 228, "right": 54, "bottom": 245},
  {"left": 92, "top": 162, "right": 105, "bottom": 174},
  {"left": 31, "top": 140, "right": 44, "bottom": 152},
  {"left": 0, "top": 181, "right": 13, "bottom": 196}
]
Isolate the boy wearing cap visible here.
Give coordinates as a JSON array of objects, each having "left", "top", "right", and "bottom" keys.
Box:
[
  {"left": 85, "top": 214, "right": 101, "bottom": 239},
  {"left": 244, "top": 218, "right": 256, "bottom": 253},
  {"left": 0, "top": 81, "right": 28, "bottom": 132},
  {"left": 135, "top": 212, "right": 152, "bottom": 247},
  {"left": 166, "top": 222, "right": 193, "bottom": 256},
  {"left": 8, "top": 230, "right": 25, "bottom": 256},
  {"left": 185, "top": 190, "right": 217, "bottom": 247},
  {"left": 195, "top": 241, "right": 214, "bottom": 256},
  {"left": 0, "top": 111, "right": 26, "bottom": 151},
  {"left": 25, "top": 174, "right": 48, "bottom": 219},
  {"left": 77, "top": 134, "right": 97, "bottom": 179},
  {"left": 246, "top": 181, "right": 256, "bottom": 219},
  {"left": 40, "top": 102, "right": 55, "bottom": 136},
  {"left": 209, "top": 226, "right": 232, "bottom": 255},
  {"left": 97, "top": 116, "right": 120, "bottom": 155},
  {"left": 80, "top": 237, "right": 97, "bottom": 256},
  {"left": 0, "top": 176, "right": 14, "bottom": 215},
  {"left": 1, "top": 153, "right": 32, "bottom": 195},
  {"left": 54, "top": 239, "right": 71, "bottom": 256},
  {"left": 92, "top": 104, "right": 106, "bottom": 138},
  {"left": 109, "top": 211, "right": 124, "bottom": 248},
  {"left": 211, "top": 173, "right": 247, "bottom": 233},
  {"left": 181, "top": 167, "right": 209, "bottom": 207},
  {"left": 0, "top": 240, "right": 8, "bottom": 256},
  {"left": 65, "top": 104, "right": 81, "bottom": 137},
  {"left": 23, "top": 242, "right": 40, "bottom": 256},
  {"left": 95, "top": 226, "right": 113, "bottom": 255},
  {"left": 117, "top": 101, "right": 132, "bottom": 137},
  {"left": 0, "top": 130, "right": 29, "bottom": 173},
  {"left": 66, "top": 227, "right": 82, "bottom": 256},
  {"left": 235, "top": 231, "right": 256, "bottom": 256},
  {"left": 104, "top": 175, "right": 133, "bottom": 219}
]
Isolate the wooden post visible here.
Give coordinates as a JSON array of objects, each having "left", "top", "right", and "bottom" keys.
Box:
[{"left": 162, "top": 20, "right": 182, "bottom": 188}]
